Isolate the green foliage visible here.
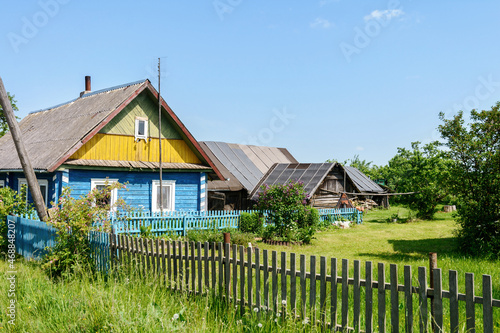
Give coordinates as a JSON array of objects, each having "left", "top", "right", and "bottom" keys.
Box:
[
  {"left": 0, "top": 92, "right": 19, "bottom": 137},
  {"left": 185, "top": 228, "right": 223, "bottom": 244},
  {"left": 221, "top": 228, "right": 255, "bottom": 246},
  {"left": 439, "top": 104, "right": 500, "bottom": 258},
  {"left": 42, "top": 182, "right": 126, "bottom": 277},
  {"left": 239, "top": 212, "right": 263, "bottom": 235},
  {"left": 384, "top": 141, "right": 451, "bottom": 220},
  {"left": 0, "top": 186, "right": 34, "bottom": 252},
  {"left": 255, "top": 181, "right": 317, "bottom": 243}
]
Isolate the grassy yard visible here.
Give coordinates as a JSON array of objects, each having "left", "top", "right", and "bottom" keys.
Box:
[{"left": 1, "top": 206, "right": 498, "bottom": 332}]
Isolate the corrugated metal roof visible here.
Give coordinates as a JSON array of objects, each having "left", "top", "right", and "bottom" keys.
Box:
[
  {"left": 249, "top": 163, "right": 335, "bottom": 201},
  {"left": 200, "top": 141, "right": 298, "bottom": 192},
  {"left": 343, "top": 166, "right": 385, "bottom": 193}
]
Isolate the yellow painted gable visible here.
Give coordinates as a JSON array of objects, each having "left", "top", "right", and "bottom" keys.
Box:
[{"left": 69, "top": 91, "right": 202, "bottom": 164}]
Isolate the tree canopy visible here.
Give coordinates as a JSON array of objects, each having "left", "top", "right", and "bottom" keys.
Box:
[{"left": 438, "top": 104, "right": 500, "bottom": 257}]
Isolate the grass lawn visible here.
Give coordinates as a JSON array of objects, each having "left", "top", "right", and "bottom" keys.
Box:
[
  {"left": 1, "top": 206, "right": 498, "bottom": 332},
  {"left": 257, "top": 206, "right": 500, "bottom": 297}
]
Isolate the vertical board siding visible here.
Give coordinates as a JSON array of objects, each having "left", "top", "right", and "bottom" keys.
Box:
[{"left": 68, "top": 169, "right": 202, "bottom": 211}]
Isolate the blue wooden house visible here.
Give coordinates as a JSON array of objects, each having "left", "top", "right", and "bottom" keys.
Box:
[{"left": 0, "top": 78, "right": 223, "bottom": 211}]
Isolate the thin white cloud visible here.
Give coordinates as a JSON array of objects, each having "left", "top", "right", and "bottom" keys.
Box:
[
  {"left": 364, "top": 9, "right": 404, "bottom": 22},
  {"left": 310, "top": 17, "right": 333, "bottom": 29},
  {"left": 356, "top": 146, "right": 365, "bottom": 151}
]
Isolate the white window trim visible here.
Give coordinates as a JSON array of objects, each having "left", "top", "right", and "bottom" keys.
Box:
[
  {"left": 91, "top": 178, "right": 118, "bottom": 210},
  {"left": 152, "top": 180, "right": 175, "bottom": 212},
  {"left": 0, "top": 180, "right": 4, "bottom": 188},
  {"left": 135, "top": 117, "right": 148, "bottom": 141},
  {"left": 18, "top": 178, "right": 49, "bottom": 205}
]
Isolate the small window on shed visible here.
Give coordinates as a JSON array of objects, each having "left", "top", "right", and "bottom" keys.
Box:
[
  {"left": 0, "top": 180, "right": 4, "bottom": 189},
  {"left": 135, "top": 117, "right": 148, "bottom": 141}
]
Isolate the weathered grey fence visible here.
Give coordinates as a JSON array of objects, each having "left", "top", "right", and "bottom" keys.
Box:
[{"left": 109, "top": 234, "right": 500, "bottom": 332}]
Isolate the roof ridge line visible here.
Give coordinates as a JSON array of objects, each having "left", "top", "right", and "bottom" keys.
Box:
[{"left": 28, "top": 79, "right": 147, "bottom": 115}]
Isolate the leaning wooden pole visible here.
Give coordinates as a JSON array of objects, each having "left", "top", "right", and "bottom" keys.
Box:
[{"left": 0, "top": 77, "right": 48, "bottom": 221}]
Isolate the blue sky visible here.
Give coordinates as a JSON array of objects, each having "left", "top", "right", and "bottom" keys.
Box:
[{"left": 2, "top": 1, "right": 500, "bottom": 166}]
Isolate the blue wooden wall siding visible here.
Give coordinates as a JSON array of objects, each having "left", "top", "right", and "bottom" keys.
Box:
[
  {"left": 200, "top": 174, "right": 206, "bottom": 211},
  {"left": 68, "top": 169, "right": 203, "bottom": 211},
  {"left": 5, "top": 172, "right": 57, "bottom": 207}
]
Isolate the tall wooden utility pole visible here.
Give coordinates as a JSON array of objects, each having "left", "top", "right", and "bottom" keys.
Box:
[
  {"left": 158, "top": 58, "right": 163, "bottom": 213},
  {"left": 0, "top": 77, "right": 48, "bottom": 221}
]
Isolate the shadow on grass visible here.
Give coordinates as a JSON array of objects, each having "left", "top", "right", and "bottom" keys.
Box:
[{"left": 356, "top": 237, "right": 460, "bottom": 262}]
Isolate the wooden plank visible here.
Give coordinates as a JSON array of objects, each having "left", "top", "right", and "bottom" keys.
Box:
[
  {"left": 418, "top": 267, "right": 428, "bottom": 333},
  {"left": 139, "top": 238, "right": 145, "bottom": 277},
  {"left": 404, "top": 265, "right": 413, "bottom": 333},
  {"left": 432, "top": 269, "right": 443, "bottom": 331},
  {"left": 211, "top": 242, "right": 216, "bottom": 290},
  {"left": 310, "top": 255, "right": 317, "bottom": 323},
  {"left": 281, "top": 251, "right": 287, "bottom": 321},
  {"left": 232, "top": 244, "right": 238, "bottom": 303},
  {"left": 341, "top": 259, "right": 349, "bottom": 330},
  {"left": 191, "top": 242, "right": 195, "bottom": 293},
  {"left": 179, "top": 241, "right": 183, "bottom": 291},
  {"left": 240, "top": 245, "right": 245, "bottom": 316},
  {"left": 135, "top": 237, "right": 140, "bottom": 277},
  {"left": 353, "top": 260, "right": 361, "bottom": 332},
  {"left": 465, "top": 273, "right": 475, "bottom": 333},
  {"left": 449, "top": 270, "right": 459, "bottom": 333},
  {"left": 390, "top": 264, "right": 399, "bottom": 333},
  {"left": 145, "top": 238, "right": 151, "bottom": 273},
  {"left": 482, "top": 275, "right": 493, "bottom": 333},
  {"left": 319, "top": 256, "right": 327, "bottom": 328},
  {"left": 125, "top": 236, "right": 131, "bottom": 275},
  {"left": 365, "top": 261, "right": 373, "bottom": 333},
  {"left": 255, "top": 248, "right": 261, "bottom": 319},
  {"left": 331, "top": 258, "right": 338, "bottom": 331},
  {"left": 156, "top": 239, "right": 160, "bottom": 279},
  {"left": 225, "top": 243, "right": 230, "bottom": 301},
  {"left": 167, "top": 240, "right": 172, "bottom": 288},
  {"left": 185, "top": 241, "right": 190, "bottom": 290},
  {"left": 290, "top": 252, "right": 296, "bottom": 318},
  {"left": 264, "top": 250, "right": 270, "bottom": 314},
  {"left": 300, "top": 254, "right": 306, "bottom": 320},
  {"left": 197, "top": 242, "right": 202, "bottom": 295},
  {"left": 218, "top": 242, "right": 223, "bottom": 295},
  {"left": 248, "top": 247, "right": 253, "bottom": 311},
  {"left": 204, "top": 242, "right": 209, "bottom": 290},
  {"left": 272, "top": 251, "right": 278, "bottom": 313}
]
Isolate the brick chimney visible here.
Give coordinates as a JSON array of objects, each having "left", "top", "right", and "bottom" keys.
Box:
[{"left": 80, "top": 76, "right": 91, "bottom": 97}]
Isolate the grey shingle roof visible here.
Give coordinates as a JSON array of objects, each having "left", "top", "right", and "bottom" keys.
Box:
[{"left": 0, "top": 80, "right": 147, "bottom": 171}]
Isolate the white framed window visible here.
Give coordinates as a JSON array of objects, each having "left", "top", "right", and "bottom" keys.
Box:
[
  {"left": 91, "top": 178, "right": 118, "bottom": 210},
  {"left": 0, "top": 180, "right": 4, "bottom": 188},
  {"left": 135, "top": 117, "right": 148, "bottom": 141},
  {"left": 18, "top": 178, "right": 49, "bottom": 205},
  {"left": 152, "top": 180, "right": 175, "bottom": 212}
]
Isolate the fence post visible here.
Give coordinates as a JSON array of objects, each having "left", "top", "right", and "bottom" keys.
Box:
[
  {"left": 182, "top": 216, "right": 187, "bottom": 236},
  {"left": 429, "top": 252, "right": 437, "bottom": 333}
]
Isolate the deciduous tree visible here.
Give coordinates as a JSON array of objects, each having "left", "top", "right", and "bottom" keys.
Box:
[{"left": 439, "top": 104, "right": 500, "bottom": 257}]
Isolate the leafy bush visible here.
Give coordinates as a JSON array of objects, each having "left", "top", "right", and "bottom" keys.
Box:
[
  {"left": 255, "top": 181, "right": 317, "bottom": 243},
  {"left": 0, "top": 186, "right": 34, "bottom": 253},
  {"left": 42, "top": 182, "right": 126, "bottom": 277},
  {"left": 221, "top": 228, "right": 255, "bottom": 246},
  {"left": 439, "top": 105, "right": 500, "bottom": 258},
  {"left": 185, "top": 229, "right": 223, "bottom": 244},
  {"left": 239, "top": 212, "right": 263, "bottom": 235}
]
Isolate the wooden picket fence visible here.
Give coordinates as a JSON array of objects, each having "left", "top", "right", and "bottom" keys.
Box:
[{"left": 109, "top": 234, "right": 499, "bottom": 332}]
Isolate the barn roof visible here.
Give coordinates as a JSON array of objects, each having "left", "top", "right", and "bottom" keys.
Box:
[
  {"left": 0, "top": 79, "right": 223, "bottom": 179},
  {"left": 343, "top": 165, "right": 385, "bottom": 193},
  {"left": 249, "top": 163, "right": 335, "bottom": 201},
  {"left": 199, "top": 141, "right": 298, "bottom": 192}
]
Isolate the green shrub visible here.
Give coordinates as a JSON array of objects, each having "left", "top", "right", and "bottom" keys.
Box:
[
  {"left": 0, "top": 185, "right": 34, "bottom": 253},
  {"left": 42, "top": 182, "right": 127, "bottom": 278},
  {"left": 185, "top": 229, "right": 223, "bottom": 244},
  {"left": 239, "top": 212, "right": 263, "bottom": 235},
  {"left": 255, "top": 181, "right": 317, "bottom": 243},
  {"left": 221, "top": 228, "right": 255, "bottom": 246}
]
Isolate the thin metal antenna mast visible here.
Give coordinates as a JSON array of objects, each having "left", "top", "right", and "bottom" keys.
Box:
[{"left": 158, "top": 58, "right": 163, "bottom": 213}]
